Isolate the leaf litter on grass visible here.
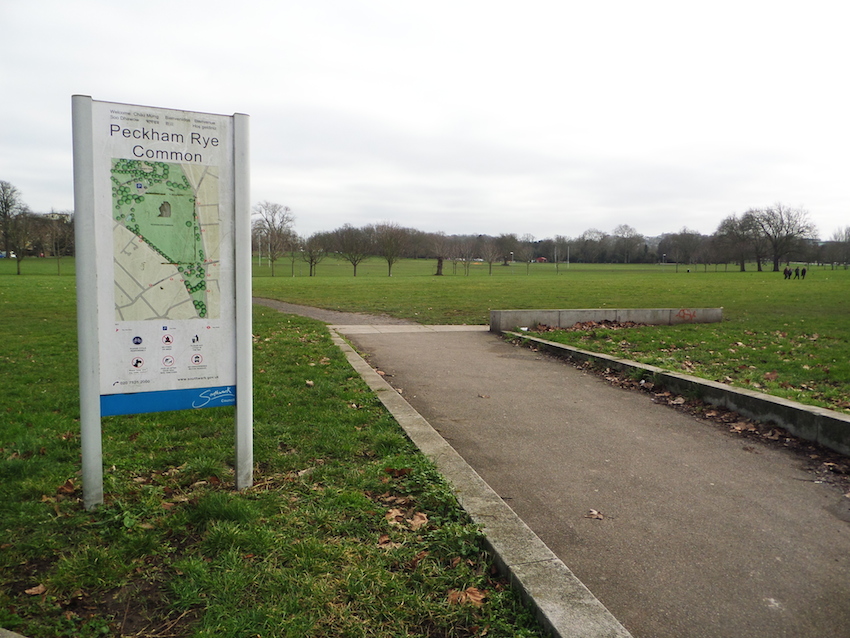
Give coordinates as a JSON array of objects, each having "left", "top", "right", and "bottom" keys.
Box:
[{"left": 529, "top": 320, "right": 850, "bottom": 415}]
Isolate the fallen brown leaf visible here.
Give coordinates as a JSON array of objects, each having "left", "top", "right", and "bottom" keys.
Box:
[
  {"left": 56, "top": 479, "right": 76, "bottom": 495},
  {"left": 385, "top": 508, "right": 405, "bottom": 526},
  {"left": 584, "top": 509, "right": 605, "bottom": 520},
  {"left": 408, "top": 550, "right": 429, "bottom": 568},
  {"left": 384, "top": 467, "right": 413, "bottom": 478},
  {"left": 448, "top": 587, "right": 487, "bottom": 607},
  {"left": 408, "top": 512, "right": 429, "bottom": 531},
  {"left": 25, "top": 584, "right": 46, "bottom": 596}
]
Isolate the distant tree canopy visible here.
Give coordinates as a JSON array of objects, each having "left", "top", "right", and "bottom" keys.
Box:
[
  {"left": 3, "top": 176, "right": 844, "bottom": 277},
  {"left": 301, "top": 203, "right": 828, "bottom": 276}
]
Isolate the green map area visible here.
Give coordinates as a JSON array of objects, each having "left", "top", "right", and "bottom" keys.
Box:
[{"left": 111, "top": 159, "right": 209, "bottom": 318}]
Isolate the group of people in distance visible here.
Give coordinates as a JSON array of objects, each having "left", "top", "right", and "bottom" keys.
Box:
[{"left": 783, "top": 265, "right": 807, "bottom": 279}]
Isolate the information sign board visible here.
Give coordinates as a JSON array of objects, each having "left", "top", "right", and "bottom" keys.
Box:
[
  {"left": 73, "top": 96, "right": 253, "bottom": 507},
  {"left": 94, "top": 102, "right": 237, "bottom": 414}
]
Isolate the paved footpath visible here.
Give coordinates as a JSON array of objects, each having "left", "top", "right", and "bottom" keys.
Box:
[
  {"left": 331, "top": 323, "right": 850, "bottom": 638},
  {"left": 254, "top": 301, "right": 850, "bottom": 638}
]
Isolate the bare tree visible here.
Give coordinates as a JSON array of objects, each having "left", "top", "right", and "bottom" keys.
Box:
[
  {"left": 750, "top": 204, "right": 818, "bottom": 272},
  {"left": 286, "top": 234, "right": 303, "bottom": 276},
  {"left": 25, "top": 212, "right": 52, "bottom": 257},
  {"left": 252, "top": 201, "right": 296, "bottom": 276},
  {"left": 6, "top": 206, "right": 34, "bottom": 274},
  {"left": 515, "top": 234, "right": 536, "bottom": 274},
  {"left": 576, "top": 228, "right": 608, "bottom": 263},
  {"left": 658, "top": 228, "right": 707, "bottom": 271},
  {"left": 612, "top": 224, "right": 643, "bottom": 264},
  {"left": 431, "top": 231, "right": 451, "bottom": 276},
  {"left": 0, "top": 180, "right": 26, "bottom": 257},
  {"left": 301, "top": 232, "right": 327, "bottom": 277},
  {"left": 332, "top": 224, "right": 372, "bottom": 276},
  {"left": 44, "top": 211, "right": 75, "bottom": 274},
  {"left": 452, "top": 236, "right": 477, "bottom": 275},
  {"left": 479, "top": 236, "right": 503, "bottom": 275},
  {"left": 714, "top": 213, "right": 764, "bottom": 271},
  {"left": 373, "top": 222, "right": 409, "bottom": 277},
  {"left": 550, "top": 235, "right": 570, "bottom": 273},
  {"left": 405, "top": 228, "right": 431, "bottom": 259},
  {"left": 495, "top": 233, "right": 519, "bottom": 266},
  {"left": 829, "top": 226, "right": 850, "bottom": 266}
]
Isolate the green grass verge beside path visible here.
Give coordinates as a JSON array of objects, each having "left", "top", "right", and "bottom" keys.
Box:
[{"left": 0, "top": 272, "right": 543, "bottom": 637}]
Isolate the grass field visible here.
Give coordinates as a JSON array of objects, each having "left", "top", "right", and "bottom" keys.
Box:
[
  {"left": 251, "top": 257, "right": 850, "bottom": 414},
  {"left": 4, "top": 256, "right": 848, "bottom": 414},
  {"left": 1, "top": 255, "right": 847, "bottom": 635},
  {"left": 0, "top": 262, "right": 543, "bottom": 637}
]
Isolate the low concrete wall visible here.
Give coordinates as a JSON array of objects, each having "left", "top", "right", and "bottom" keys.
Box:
[
  {"left": 507, "top": 332, "right": 850, "bottom": 457},
  {"left": 490, "top": 308, "right": 723, "bottom": 333}
]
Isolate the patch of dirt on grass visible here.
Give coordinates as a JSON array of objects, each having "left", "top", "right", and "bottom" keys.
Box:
[{"left": 99, "top": 578, "right": 199, "bottom": 637}]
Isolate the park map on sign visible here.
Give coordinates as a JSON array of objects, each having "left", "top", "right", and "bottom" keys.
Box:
[{"left": 111, "top": 159, "right": 221, "bottom": 321}]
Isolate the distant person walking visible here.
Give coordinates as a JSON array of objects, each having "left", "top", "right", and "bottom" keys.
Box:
[
  {"left": 794, "top": 267, "right": 800, "bottom": 279},
  {"left": 802, "top": 267, "right": 807, "bottom": 279}
]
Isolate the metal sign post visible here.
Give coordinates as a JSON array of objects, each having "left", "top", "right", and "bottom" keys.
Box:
[{"left": 72, "top": 96, "right": 252, "bottom": 509}]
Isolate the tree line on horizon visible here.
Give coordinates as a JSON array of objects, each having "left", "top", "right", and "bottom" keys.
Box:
[
  {"left": 252, "top": 200, "right": 850, "bottom": 277},
  {"left": 2, "top": 178, "right": 849, "bottom": 276}
]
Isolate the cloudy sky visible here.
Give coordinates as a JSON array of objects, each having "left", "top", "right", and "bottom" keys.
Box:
[{"left": 2, "top": 1, "right": 848, "bottom": 240}]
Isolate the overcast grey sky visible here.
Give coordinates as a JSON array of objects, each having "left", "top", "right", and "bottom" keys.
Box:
[{"left": 2, "top": 0, "right": 848, "bottom": 240}]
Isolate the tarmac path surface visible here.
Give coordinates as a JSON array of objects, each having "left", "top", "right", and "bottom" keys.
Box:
[
  {"left": 252, "top": 298, "right": 417, "bottom": 326},
  {"left": 256, "top": 300, "right": 850, "bottom": 638}
]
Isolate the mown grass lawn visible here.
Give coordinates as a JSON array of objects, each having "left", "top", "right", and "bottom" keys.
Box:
[
  {"left": 0, "top": 264, "right": 543, "bottom": 637},
  {"left": 252, "top": 258, "right": 850, "bottom": 414},
  {"left": 2, "top": 255, "right": 847, "bottom": 636}
]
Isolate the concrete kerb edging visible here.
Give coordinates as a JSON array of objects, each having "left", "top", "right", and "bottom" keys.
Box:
[
  {"left": 505, "top": 331, "right": 850, "bottom": 457},
  {"left": 0, "top": 630, "right": 27, "bottom": 638},
  {"left": 329, "top": 329, "right": 633, "bottom": 638}
]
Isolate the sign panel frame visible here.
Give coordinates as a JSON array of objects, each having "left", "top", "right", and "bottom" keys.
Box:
[{"left": 72, "top": 96, "right": 253, "bottom": 508}]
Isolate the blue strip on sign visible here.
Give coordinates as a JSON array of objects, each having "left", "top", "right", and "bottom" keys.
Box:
[{"left": 100, "top": 386, "right": 237, "bottom": 416}]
